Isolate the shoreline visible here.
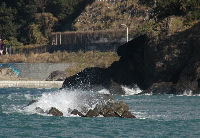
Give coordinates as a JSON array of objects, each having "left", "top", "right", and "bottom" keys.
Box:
[{"left": 0, "top": 81, "right": 64, "bottom": 88}]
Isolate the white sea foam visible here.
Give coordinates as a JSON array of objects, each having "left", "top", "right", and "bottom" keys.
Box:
[
  {"left": 98, "top": 89, "right": 110, "bottom": 94},
  {"left": 121, "top": 85, "right": 142, "bottom": 95},
  {"left": 24, "top": 89, "right": 109, "bottom": 117},
  {"left": 177, "top": 89, "right": 200, "bottom": 96}
]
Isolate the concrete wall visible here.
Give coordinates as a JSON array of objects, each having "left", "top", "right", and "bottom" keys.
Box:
[{"left": 0, "top": 63, "right": 72, "bottom": 80}]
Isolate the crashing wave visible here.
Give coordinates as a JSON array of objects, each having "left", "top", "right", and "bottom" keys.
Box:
[
  {"left": 121, "top": 85, "right": 142, "bottom": 95},
  {"left": 24, "top": 89, "right": 113, "bottom": 116}
]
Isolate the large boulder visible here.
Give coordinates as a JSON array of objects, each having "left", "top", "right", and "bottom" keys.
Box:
[
  {"left": 62, "top": 67, "right": 125, "bottom": 94},
  {"left": 46, "top": 70, "right": 67, "bottom": 81},
  {"left": 48, "top": 107, "right": 63, "bottom": 116},
  {"left": 71, "top": 109, "right": 84, "bottom": 117},
  {"left": 85, "top": 109, "right": 99, "bottom": 117}
]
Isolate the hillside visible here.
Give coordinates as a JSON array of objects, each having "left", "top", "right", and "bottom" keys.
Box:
[
  {"left": 73, "top": 0, "right": 150, "bottom": 31},
  {"left": 73, "top": 0, "right": 200, "bottom": 39}
]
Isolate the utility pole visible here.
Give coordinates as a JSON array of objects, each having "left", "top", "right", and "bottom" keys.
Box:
[
  {"left": 0, "top": 34, "right": 1, "bottom": 51},
  {"left": 121, "top": 24, "right": 129, "bottom": 42}
]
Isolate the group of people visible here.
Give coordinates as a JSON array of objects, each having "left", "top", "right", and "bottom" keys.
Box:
[{"left": 0, "top": 48, "right": 9, "bottom": 55}]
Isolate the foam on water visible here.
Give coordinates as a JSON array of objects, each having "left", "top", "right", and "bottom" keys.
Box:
[
  {"left": 24, "top": 89, "right": 110, "bottom": 116},
  {"left": 121, "top": 85, "right": 142, "bottom": 95}
]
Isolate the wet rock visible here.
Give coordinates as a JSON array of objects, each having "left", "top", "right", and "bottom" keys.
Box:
[
  {"left": 48, "top": 107, "right": 63, "bottom": 116},
  {"left": 141, "top": 82, "right": 176, "bottom": 94},
  {"left": 175, "top": 62, "right": 200, "bottom": 94},
  {"left": 80, "top": 106, "right": 89, "bottom": 114},
  {"left": 93, "top": 104, "right": 104, "bottom": 113},
  {"left": 85, "top": 109, "right": 99, "bottom": 117},
  {"left": 62, "top": 67, "right": 126, "bottom": 95},
  {"left": 35, "top": 107, "right": 45, "bottom": 114},
  {"left": 106, "top": 80, "right": 125, "bottom": 95},
  {"left": 121, "top": 111, "right": 136, "bottom": 118},
  {"left": 27, "top": 100, "right": 37, "bottom": 106},
  {"left": 109, "top": 101, "right": 129, "bottom": 116},
  {"left": 99, "top": 101, "right": 135, "bottom": 118},
  {"left": 103, "top": 111, "right": 119, "bottom": 117},
  {"left": 100, "top": 105, "right": 112, "bottom": 116},
  {"left": 46, "top": 70, "right": 67, "bottom": 81},
  {"left": 71, "top": 109, "right": 84, "bottom": 117}
]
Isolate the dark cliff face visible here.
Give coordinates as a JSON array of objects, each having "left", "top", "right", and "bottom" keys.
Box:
[
  {"left": 62, "top": 22, "right": 200, "bottom": 94},
  {"left": 111, "top": 22, "right": 200, "bottom": 93}
]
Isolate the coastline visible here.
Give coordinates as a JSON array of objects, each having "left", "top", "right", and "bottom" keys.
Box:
[{"left": 0, "top": 81, "right": 63, "bottom": 88}]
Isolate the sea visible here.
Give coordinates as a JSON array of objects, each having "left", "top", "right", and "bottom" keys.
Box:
[{"left": 0, "top": 87, "right": 199, "bottom": 138}]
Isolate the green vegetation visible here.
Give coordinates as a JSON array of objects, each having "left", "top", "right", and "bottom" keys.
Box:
[
  {"left": 0, "top": 0, "right": 91, "bottom": 47},
  {"left": 0, "top": 0, "right": 199, "bottom": 47}
]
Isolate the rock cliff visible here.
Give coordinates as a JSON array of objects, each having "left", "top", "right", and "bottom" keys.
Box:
[{"left": 62, "top": 22, "right": 200, "bottom": 94}]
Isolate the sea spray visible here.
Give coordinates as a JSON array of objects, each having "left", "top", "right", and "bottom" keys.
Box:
[
  {"left": 121, "top": 85, "right": 142, "bottom": 95},
  {"left": 24, "top": 88, "right": 113, "bottom": 116}
]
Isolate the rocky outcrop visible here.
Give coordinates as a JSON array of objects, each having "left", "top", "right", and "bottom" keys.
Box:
[
  {"left": 27, "top": 99, "right": 135, "bottom": 118},
  {"left": 46, "top": 70, "right": 67, "bottom": 81},
  {"left": 62, "top": 22, "right": 200, "bottom": 95},
  {"left": 48, "top": 107, "right": 63, "bottom": 116},
  {"left": 71, "top": 109, "right": 84, "bottom": 117},
  {"left": 0, "top": 68, "right": 19, "bottom": 80},
  {"left": 62, "top": 67, "right": 125, "bottom": 94},
  {"left": 85, "top": 109, "right": 99, "bottom": 117},
  {"left": 27, "top": 100, "right": 38, "bottom": 106},
  {"left": 113, "top": 22, "right": 200, "bottom": 94},
  {"left": 71, "top": 101, "right": 136, "bottom": 118}
]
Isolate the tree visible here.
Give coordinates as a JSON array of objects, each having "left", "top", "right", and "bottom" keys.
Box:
[
  {"left": 0, "top": 2, "right": 18, "bottom": 41},
  {"left": 34, "top": 12, "right": 58, "bottom": 38}
]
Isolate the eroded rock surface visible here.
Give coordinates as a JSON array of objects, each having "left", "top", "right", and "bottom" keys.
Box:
[
  {"left": 62, "top": 23, "right": 200, "bottom": 95},
  {"left": 48, "top": 107, "right": 63, "bottom": 116}
]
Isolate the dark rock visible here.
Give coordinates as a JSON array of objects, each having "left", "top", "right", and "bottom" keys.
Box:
[
  {"left": 175, "top": 62, "right": 200, "bottom": 94},
  {"left": 85, "top": 109, "right": 99, "bottom": 117},
  {"left": 48, "top": 107, "right": 63, "bottom": 116},
  {"left": 110, "top": 101, "right": 129, "bottom": 116},
  {"left": 103, "top": 110, "right": 118, "bottom": 117},
  {"left": 141, "top": 82, "right": 176, "bottom": 94},
  {"left": 35, "top": 107, "right": 45, "bottom": 114},
  {"left": 27, "top": 100, "right": 37, "bottom": 106},
  {"left": 62, "top": 67, "right": 110, "bottom": 88},
  {"left": 105, "top": 80, "right": 125, "bottom": 95},
  {"left": 71, "top": 109, "right": 84, "bottom": 117},
  {"left": 80, "top": 106, "right": 89, "bottom": 114},
  {"left": 46, "top": 70, "right": 67, "bottom": 81},
  {"left": 99, "top": 101, "right": 132, "bottom": 117},
  {"left": 62, "top": 67, "right": 125, "bottom": 95},
  {"left": 100, "top": 105, "right": 112, "bottom": 116},
  {"left": 121, "top": 111, "right": 136, "bottom": 118},
  {"left": 93, "top": 104, "right": 104, "bottom": 113}
]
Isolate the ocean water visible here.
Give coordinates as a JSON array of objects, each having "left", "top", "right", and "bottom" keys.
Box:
[{"left": 0, "top": 87, "right": 199, "bottom": 138}]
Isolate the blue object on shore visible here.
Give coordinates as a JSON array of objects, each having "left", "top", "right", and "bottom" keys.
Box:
[{"left": 9, "top": 64, "right": 20, "bottom": 76}]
